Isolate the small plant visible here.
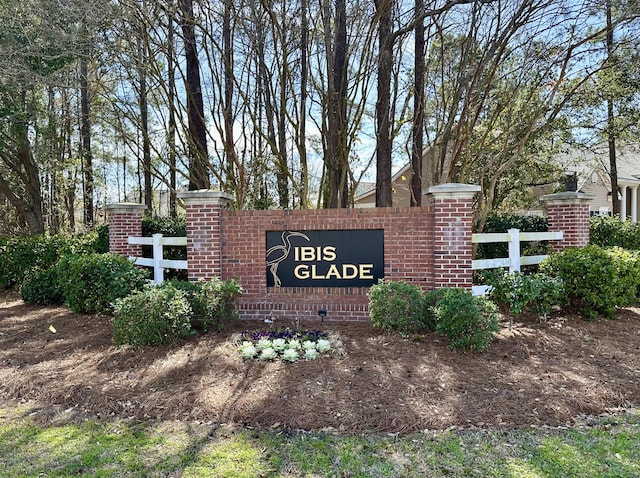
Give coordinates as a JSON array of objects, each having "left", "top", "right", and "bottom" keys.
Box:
[
  {"left": 482, "top": 269, "right": 566, "bottom": 328},
  {"left": 239, "top": 329, "right": 331, "bottom": 362},
  {"left": 57, "top": 253, "right": 148, "bottom": 314},
  {"left": 112, "top": 283, "right": 194, "bottom": 347},
  {"left": 171, "top": 278, "right": 242, "bottom": 332},
  {"left": 368, "top": 280, "right": 430, "bottom": 334},
  {"left": 430, "top": 288, "right": 499, "bottom": 352}
]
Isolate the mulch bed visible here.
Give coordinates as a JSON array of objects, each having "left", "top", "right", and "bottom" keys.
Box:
[{"left": 1, "top": 290, "right": 639, "bottom": 434}]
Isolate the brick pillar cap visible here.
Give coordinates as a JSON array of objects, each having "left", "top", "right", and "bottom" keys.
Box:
[
  {"left": 425, "top": 183, "right": 481, "bottom": 199},
  {"left": 105, "top": 203, "right": 147, "bottom": 215},
  {"left": 178, "top": 189, "right": 234, "bottom": 206},
  {"left": 540, "top": 191, "right": 594, "bottom": 205}
]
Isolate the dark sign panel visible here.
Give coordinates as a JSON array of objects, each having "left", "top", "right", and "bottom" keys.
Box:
[{"left": 266, "top": 230, "right": 384, "bottom": 288}]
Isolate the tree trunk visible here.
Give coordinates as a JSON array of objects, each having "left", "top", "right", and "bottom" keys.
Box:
[
  {"left": 606, "top": 0, "right": 620, "bottom": 216},
  {"left": 375, "top": 0, "right": 393, "bottom": 207},
  {"left": 411, "top": 0, "right": 424, "bottom": 207},
  {"left": 180, "top": 0, "right": 210, "bottom": 191},
  {"left": 167, "top": 4, "right": 178, "bottom": 217},
  {"left": 80, "top": 59, "right": 94, "bottom": 227},
  {"left": 138, "top": 19, "right": 153, "bottom": 213}
]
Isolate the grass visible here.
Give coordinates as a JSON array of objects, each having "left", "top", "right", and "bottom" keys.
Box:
[{"left": 1, "top": 403, "right": 639, "bottom": 477}]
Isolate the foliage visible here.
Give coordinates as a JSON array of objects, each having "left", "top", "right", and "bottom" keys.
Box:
[
  {"left": 0, "top": 234, "right": 101, "bottom": 290},
  {"left": 476, "top": 214, "right": 549, "bottom": 260},
  {"left": 57, "top": 253, "right": 148, "bottom": 314},
  {"left": 590, "top": 214, "right": 640, "bottom": 250},
  {"left": 483, "top": 269, "right": 566, "bottom": 323},
  {"left": 20, "top": 267, "right": 64, "bottom": 305},
  {"left": 169, "top": 278, "right": 242, "bottom": 332},
  {"left": 540, "top": 245, "right": 640, "bottom": 320},
  {"left": 430, "top": 288, "right": 499, "bottom": 352},
  {"left": 93, "top": 223, "right": 110, "bottom": 253},
  {"left": 368, "top": 280, "right": 430, "bottom": 334},
  {"left": 112, "top": 283, "right": 194, "bottom": 347}
]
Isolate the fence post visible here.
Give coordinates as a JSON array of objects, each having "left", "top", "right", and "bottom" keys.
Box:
[
  {"left": 152, "top": 233, "right": 164, "bottom": 284},
  {"left": 540, "top": 191, "right": 594, "bottom": 252},
  {"left": 426, "top": 183, "right": 481, "bottom": 290},
  {"left": 104, "top": 203, "right": 146, "bottom": 258},
  {"left": 508, "top": 228, "right": 521, "bottom": 273}
]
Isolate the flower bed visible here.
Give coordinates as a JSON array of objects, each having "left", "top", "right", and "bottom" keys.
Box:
[{"left": 238, "top": 329, "right": 332, "bottom": 362}]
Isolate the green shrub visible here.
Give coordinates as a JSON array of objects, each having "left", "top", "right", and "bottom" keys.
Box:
[
  {"left": 589, "top": 215, "right": 640, "bottom": 250},
  {"left": 112, "top": 283, "right": 193, "bottom": 347},
  {"left": 430, "top": 288, "right": 499, "bottom": 352},
  {"left": 57, "top": 253, "right": 148, "bottom": 314},
  {"left": 169, "top": 278, "right": 243, "bottom": 332},
  {"left": 0, "top": 233, "right": 109, "bottom": 290},
  {"left": 483, "top": 269, "right": 565, "bottom": 323},
  {"left": 20, "top": 268, "right": 64, "bottom": 305},
  {"left": 368, "top": 280, "right": 429, "bottom": 334},
  {"left": 540, "top": 245, "right": 640, "bottom": 320}
]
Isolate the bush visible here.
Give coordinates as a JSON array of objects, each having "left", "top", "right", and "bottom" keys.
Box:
[
  {"left": 57, "top": 253, "right": 148, "bottom": 314},
  {"left": 368, "top": 280, "right": 430, "bottom": 334},
  {"left": 20, "top": 268, "right": 64, "bottom": 305},
  {"left": 112, "top": 283, "right": 193, "bottom": 347},
  {"left": 170, "top": 278, "right": 243, "bottom": 332},
  {"left": 0, "top": 233, "right": 109, "bottom": 290},
  {"left": 540, "top": 245, "right": 640, "bottom": 320},
  {"left": 483, "top": 269, "right": 565, "bottom": 323},
  {"left": 590, "top": 215, "right": 640, "bottom": 250},
  {"left": 430, "top": 288, "right": 499, "bottom": 352}
]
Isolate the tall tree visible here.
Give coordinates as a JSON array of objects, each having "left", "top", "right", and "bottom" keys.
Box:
[{"left": 179, "top": 0, "right": 210, "bottom": 190}]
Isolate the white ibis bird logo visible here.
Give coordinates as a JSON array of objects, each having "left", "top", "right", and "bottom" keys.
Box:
[{"left": 266, "top": 231, "right": 310, "bottom": 287}]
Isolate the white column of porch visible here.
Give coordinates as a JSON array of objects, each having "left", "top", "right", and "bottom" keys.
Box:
[
  {"left": 631, "top": 186, "right": 638, "bottom": 223},
  {"left": 620, "top": 185, "right": 628, "bottom": 221}
]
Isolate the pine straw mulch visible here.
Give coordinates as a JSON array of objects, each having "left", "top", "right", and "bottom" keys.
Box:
[{"left": 1, "top": 290, "right": 640, "bottom": 434}]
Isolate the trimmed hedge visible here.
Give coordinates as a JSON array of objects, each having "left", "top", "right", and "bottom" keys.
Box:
[
  {"left": 57, "top": 253, "right": 148, "bottom": 314},
  {"left": 428, "top": 288, "right": 500, "bottom": 352},
  {"left": 0, "top": 232, "right": 107, "bottom": 290},
  {"left": 540, "top": 245, "right": 640, "bottom": 320},
  {"left": 368, "top": 280, "right": 430, "bottom": 334}
]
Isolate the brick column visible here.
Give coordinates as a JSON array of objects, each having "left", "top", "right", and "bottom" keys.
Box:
[
  {"left": 178, "top": 190, "right": 234, "bottom": 281},
  {"left": 540, "top": 191, "right": 593, "bottom": 252},
  {"left": 104, "top": 203, "right": 146, "bottom": 258},
  {"left": 426, "top": 183, "right": 480, "bottom": 290}
]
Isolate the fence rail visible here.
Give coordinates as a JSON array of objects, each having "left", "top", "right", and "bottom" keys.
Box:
[
  {"left": 471, "top": 228, "right": 563, "bottom": 295},
  {"left": 128, "top": 233, "right": 188, "bottom": 284}
]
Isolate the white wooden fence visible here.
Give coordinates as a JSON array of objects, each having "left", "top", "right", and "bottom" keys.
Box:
[
  {"left": 471, "top": 228, "right": 563, "bottom": 296},
  {"left": 128, "top": 234, "right": 188, "bottom": 284}
]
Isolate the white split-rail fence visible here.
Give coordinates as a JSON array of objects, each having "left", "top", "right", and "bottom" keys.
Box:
[
  {"left": 471, "top": 228, "right": 563, "bottom": 296},
  {"left": 128, "top": 233, "right": 188, "bottom": 284}
]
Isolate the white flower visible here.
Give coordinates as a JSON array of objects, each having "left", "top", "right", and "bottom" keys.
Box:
[
  {"left": 239, "top": 341, "right": 257, "bottom": 359},
  {"left": 302, "top": 340, "right": 316, "bottom": 351},
  {"left": 287, "top": 339, "right": 301, "bottom": 350},
  {"left": 272, "top": 338, "right": 287, "bottom": 351},
  {"left": 304, "top": 348, "right": 319, "bottom": 360},
  {"left": 259, "top": 347, "right": 278, "bottom": 361},
  {"left": 316, "top": 339, "right": 331, "bottom": 353},
  {"left": 281, "top": 348, "right": 300, "bottom": 362},
  {"left": 256, "top": 338, "right": 272, "bottom": 351}
]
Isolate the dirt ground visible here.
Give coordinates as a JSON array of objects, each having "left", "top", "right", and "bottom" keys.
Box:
[{"left": 1, "top": 290, "right": 639, "bottom": 434}]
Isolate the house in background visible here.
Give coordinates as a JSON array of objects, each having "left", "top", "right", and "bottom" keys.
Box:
[
  {"left": 354, "top": 143, "right": 640, "bottom": 222},
  {"left": 551, "top": 144, "right": 640, "bottom": 221}
]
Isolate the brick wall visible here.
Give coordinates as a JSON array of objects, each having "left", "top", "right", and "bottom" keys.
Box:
[{"left": 221, "top": 207, "right": 435, "bottom": 322}]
